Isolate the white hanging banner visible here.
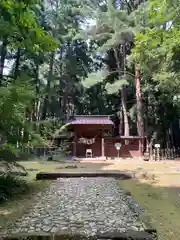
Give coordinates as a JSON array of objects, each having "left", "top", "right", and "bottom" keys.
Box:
[{"left": 78, "top": 137, "right": 95, "bottom": 145}]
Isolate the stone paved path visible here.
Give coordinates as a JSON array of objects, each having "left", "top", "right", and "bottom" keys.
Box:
[{"left": 6, "top": 177, "right": 145, "bottom": 236}]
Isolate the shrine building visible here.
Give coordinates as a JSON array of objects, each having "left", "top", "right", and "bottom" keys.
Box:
[{"left": 66, "top": 115, "right": 145, "bottom": 159}]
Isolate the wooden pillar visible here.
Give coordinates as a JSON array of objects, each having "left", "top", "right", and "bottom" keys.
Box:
[
  {"left": 139, "top": 139, "right": 141, "bottom": 156},
  {"left": 73, "top": 133, "right": 77, "bottom": 157},
  {"left": 139, "top": 138, "right": 143, "bottom": 156},
  {"left": 101, "top": 130, "right": 105, "bottom": 157}
]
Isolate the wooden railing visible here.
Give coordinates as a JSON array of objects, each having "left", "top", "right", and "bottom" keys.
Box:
[
  {"left": 149, "top": 148, "right": 180, "bottom": 161},
  {"left": 19, "top": 146, "right": 58, "bottom": 158}
]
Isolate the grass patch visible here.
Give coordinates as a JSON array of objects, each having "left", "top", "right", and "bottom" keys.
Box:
[
  {"left": 120, "top": 179, "right": 180, "bottom": 240},
  {"left": 0, "top": 161, "right": 55, "bottom": 230},
  {"left": 19, "top": 161, "right": 108, "bottom": 177},
  {"left": 0, "top": 176, "right": 49, "bottom": 230},
  {"left": 0, "top": 160, "right": 107, "bottom": 230}
]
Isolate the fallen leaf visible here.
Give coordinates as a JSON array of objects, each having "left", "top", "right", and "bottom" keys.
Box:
[{"left": 0, "top": 210, "right": 10, "bottom": 215}]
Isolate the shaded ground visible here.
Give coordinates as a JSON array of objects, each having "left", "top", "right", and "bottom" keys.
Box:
[
  {"left": 0, "top": 180, "right": 49, "bottom": 232},
  {"left": 0, "top": 161, "right": 109, "bottom": 230},
  {"left": 3, "top": 178, "right": 146, "bottom": 237}
]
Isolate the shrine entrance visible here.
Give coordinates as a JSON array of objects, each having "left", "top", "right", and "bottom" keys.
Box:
[
  {"left": 66, "top": 115, "right": 113, "bottom": 158},
  {"left": 65, "top": 115, "right": 144, "bottom": 159},
  {"left": 75, "top": 127, "right": 102, "bottom": 158}
]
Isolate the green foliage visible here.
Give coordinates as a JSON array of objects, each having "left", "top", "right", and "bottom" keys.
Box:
[
  {"left": 0, "top": 79, "right": 33, "bottom": 144},
  {"left": 105, "top": 79, "right": 129, "bottom": 94},
  {"left": 0, "top": 0, "right": 58, "bottom": 52},
  {"left": 0, "top": 77, "right": 46, "bottom": 160},
  {"left": 53, "top": 142, "right": 71, "bottom": 159},
  {"left": 0, "top": 144, "right": 19, "bottom": 162},
  {"left": 129, "top": 0, "right": 180, "bottom": 143},
  {"left": 29, "top": 133, "right": 48, "bottom": 148},
  {"left": 0, "top": 0, "right": 180, "bottom": 157},
  {"left": 0, "top": 173, "right": 28, "bottom": 202},
  {"left": 37, "top": 118, "right": 64, "bottom": 140},
  {"left": 82, "top": 71, "right": 105, "bottom": 88}
]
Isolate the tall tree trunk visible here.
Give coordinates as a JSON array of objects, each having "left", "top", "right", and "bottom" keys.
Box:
[
  {"left": 114, "top": 47, "right": 130, "bottom": 136},
  {"left": 119, "top": 106, "right": 123, "bottom": 135},
  {"left": 121, "top": 87, "right": 129, "bottom": 136},
  {"left": 59, "top": 46, "right": 63, "bottom": 118},
  {"left": 14, "top": 48, "right": 21, "bottom": 80},
  {"left": 63, "top": 78, "right": 69, "bottom": 121},
  {"left": 135, "top": 64, "right": 144, "bottom": 137},
  {"left": 0, "top": 37, "right": 8, "bottom": 85},
  {"left": 145, "top": 93, "right": 149, "bottom": 152},
  {"left": 41, "top": 51, "right": 55, "bottom": 120},
  {"left": 33, "top": 62, "right": 41, "bottom": 121}
]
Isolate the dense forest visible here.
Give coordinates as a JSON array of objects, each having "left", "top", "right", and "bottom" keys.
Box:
[{"left": 1, "top": 0, "right": 180, "bottom": 159}]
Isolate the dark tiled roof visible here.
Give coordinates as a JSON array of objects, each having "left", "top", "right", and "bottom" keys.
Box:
[{"left": 68, "top": 115, "right": 114, "bottom": 125}]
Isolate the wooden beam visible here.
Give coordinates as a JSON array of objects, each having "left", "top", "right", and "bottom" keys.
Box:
[
  {"left": 101, "top": 129, "right": 105, "bottom": 157},
  {"left": 73, "top": 132, "right": 77, "bottom": 157}
]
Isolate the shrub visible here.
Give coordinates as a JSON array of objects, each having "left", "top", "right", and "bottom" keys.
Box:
[
  {"left": 0, "top": 173, "right": 29, "bottom": 203},
  {"left": 0, "top": 144, "right": 18, "bottom": 162}
]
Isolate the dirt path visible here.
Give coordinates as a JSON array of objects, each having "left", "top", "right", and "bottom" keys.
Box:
[{"left": 100, "top": 160, "right": 180, "bottom": 187}]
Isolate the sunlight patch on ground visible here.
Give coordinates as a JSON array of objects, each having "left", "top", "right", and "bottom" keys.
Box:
[{"left": 101, "top": 160, "right": 180, "bottom": 188}]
